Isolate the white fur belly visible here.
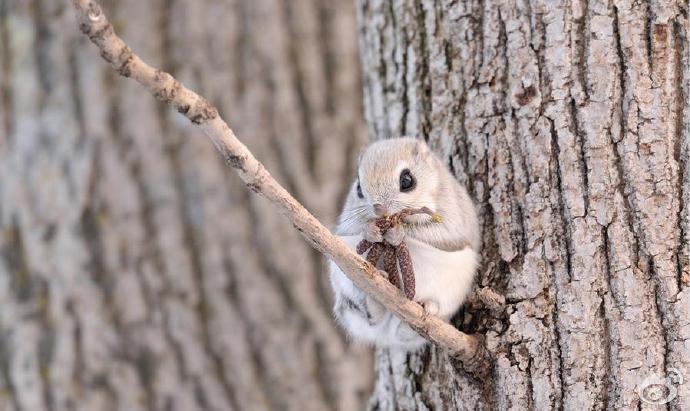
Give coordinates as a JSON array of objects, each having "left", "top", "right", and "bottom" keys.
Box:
[{"left": 405, "top": 237, "right": 477, "bottom": 319}]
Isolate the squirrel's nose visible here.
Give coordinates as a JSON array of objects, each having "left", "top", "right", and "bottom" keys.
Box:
[{"left": 372, "top": 203, "right": 387, "bottom": 217}]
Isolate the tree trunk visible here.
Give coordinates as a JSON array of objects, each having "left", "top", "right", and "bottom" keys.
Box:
[
  {"left": 0, "top": 1, "right": 370, "bottom": 410},
  {"left": 357, "top": 0, "right": 689, "bottom": 409}
]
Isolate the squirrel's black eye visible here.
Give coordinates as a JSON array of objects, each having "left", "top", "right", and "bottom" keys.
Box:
[
  {"left": 399, "top": 169, "right": 416, "bottom": 192},
  {"left": 356, "top": 180, "right": 364, "bottom": 199}
]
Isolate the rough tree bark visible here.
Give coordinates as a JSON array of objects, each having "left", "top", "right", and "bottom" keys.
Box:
[
  {"left": 0, "top": 1, "right": 371, "bottom": 410},
  {"left": 358, "top": 0, "right": 689, "bottom": 409}
]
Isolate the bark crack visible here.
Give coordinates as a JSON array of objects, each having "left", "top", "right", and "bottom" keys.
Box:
[
  {"left": 599, "top": 227, "right": 614, "bottom": 409},
  {"left": 574, "top": 0, "right": 590, "bottom": 103},
  {"left": 569, "top": 99, "right": 590, "bottom": 217},
  {"left": 221, "top": 255, "right": 274, "bottom": 411},
  {"left": 31, "top": 0, "right": 53, "bottom": 108},
  {"left": 413, "top": 0, "right": 431, "bottom": 139},
  {"left": 231, "top": 0, "right": 249, "bottom": 100},
  {"left": 0, "top": 330, "right": 23, "bottom": 411},
  {"left": 548, "top": 118, "right": 573, "bottom": 282},
  {"left": 673, "top": 18, "right": 688, "bottom": 291},
  {"left": 281, "top": 0, "right": 319, "bottom": 182},
  {"left": 3, "top": 221, "right": 34, "bottom": 302},
  {"left": 0, "top": 0, "right": 14, "bottom": 140},
  {"left": 68, "top": 37, "right": 87, "bottom": 147}
]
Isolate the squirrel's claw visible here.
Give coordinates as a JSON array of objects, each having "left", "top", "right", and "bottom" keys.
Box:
[
  {"left": 364, "top": 220, "right": 384, "bottom": 243},
  {"left": 383, "top": 224, "right": 405, "bottom": 246}
]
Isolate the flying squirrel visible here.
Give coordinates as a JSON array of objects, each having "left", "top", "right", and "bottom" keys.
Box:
[{"left": 329, "top": 137, "right": 480, "bottom": 350}]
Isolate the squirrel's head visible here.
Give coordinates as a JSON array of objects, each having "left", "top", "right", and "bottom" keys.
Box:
[{"left": 354, "top": 137, "right": 442, "bottom": 223}]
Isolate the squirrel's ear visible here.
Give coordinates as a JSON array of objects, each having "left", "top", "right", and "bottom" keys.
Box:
[
  {"left": 412, "top": 138, "right": 427, "bottom": 158},
  {"left": 357, "top": 144, "right": 368, "bottom": 165}
]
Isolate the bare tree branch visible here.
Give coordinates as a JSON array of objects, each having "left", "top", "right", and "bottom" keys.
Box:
[{"left": 70, "top": 0, "right": 490, "bottom": 373}]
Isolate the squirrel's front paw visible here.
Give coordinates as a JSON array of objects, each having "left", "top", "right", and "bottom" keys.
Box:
[
  {"left": 383, "top": 224, "right": 405, "bottom": 246},
  {"left": 364, "top": 221, "right": 384, "bottom": 243},
  {"left": 417, "top": 299, "right": 440, "bottom": 316}
]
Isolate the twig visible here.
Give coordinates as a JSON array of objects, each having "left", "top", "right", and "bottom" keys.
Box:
[{"left": 70, "top": 0, "right": 491, "bottom": 373}]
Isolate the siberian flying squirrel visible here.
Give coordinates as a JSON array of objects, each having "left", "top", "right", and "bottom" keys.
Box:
[{"left": 329, "top": 137, "right": 480, "bottom": 349}]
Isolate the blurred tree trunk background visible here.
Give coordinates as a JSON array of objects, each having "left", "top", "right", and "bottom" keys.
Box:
[
  {"left": 358, "top": 0, "right": 689, "bottom": 409},
  {"left": 3, "top": 0, "right": 690, "bottom": 410},
  {"left": 0, "top": 0, "right": 370, "bottom": 410}
]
